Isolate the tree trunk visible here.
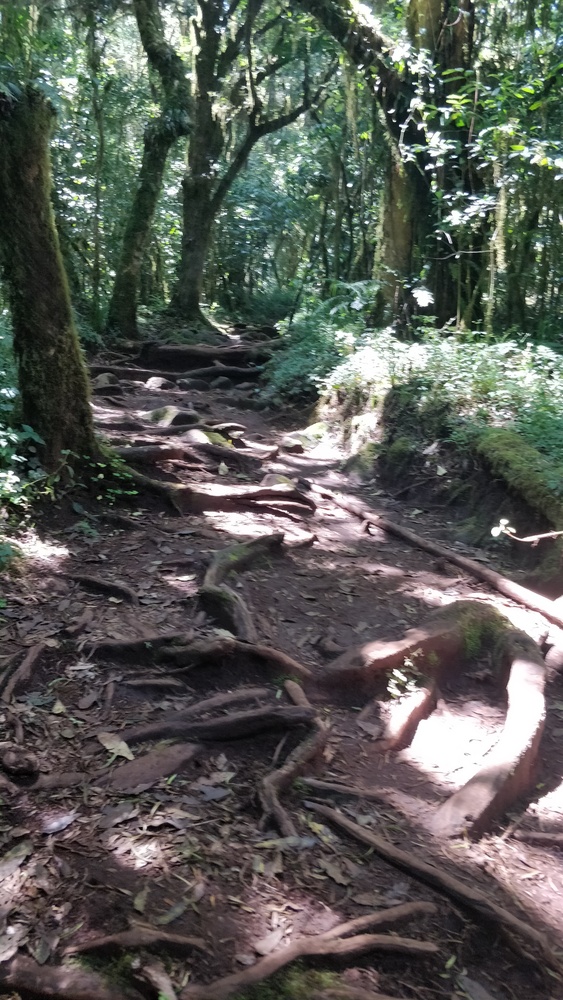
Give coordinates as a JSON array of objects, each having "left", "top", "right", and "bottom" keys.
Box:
[
  {"left": 0, "top": 87, "right": 98, "bottom": 472},
  {"left": 106, "top": 120, "right": 176, "bottom": 338},
  {"left": 170, "top": 174, "right": 216, "bottom": 321}
]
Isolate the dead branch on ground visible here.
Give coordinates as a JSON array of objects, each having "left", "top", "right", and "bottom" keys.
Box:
[{"left": 314, "top": 485, "right": 563, "bottom": 630}]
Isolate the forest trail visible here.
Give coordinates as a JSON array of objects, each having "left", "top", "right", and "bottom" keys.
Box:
[{"left": 1, "top": 330, "right": 563, "bottom": 1000}]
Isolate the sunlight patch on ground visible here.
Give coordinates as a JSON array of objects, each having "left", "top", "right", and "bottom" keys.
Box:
[
  {"left": 400, "top": 701, "right": 504, "bottom": 790},
  {"left": 12, "top": 530, "right": 70, "bottom": 570}
]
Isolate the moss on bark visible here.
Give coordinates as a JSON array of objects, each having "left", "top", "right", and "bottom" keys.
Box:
[{"left": 0, "top": 86, "right": 99, "bottom": 472}]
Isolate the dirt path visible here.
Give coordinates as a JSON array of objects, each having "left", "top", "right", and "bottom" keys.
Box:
[{"left": 1, "top": 337, "right": 562, "bottom": 1000}]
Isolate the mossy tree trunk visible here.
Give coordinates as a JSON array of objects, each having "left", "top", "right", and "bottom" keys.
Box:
[
  {"left": 299, "top": 0, "right": 476, "bottom": 326},
  {"left": 0, "top": 86, "right": 98, "bottom": 472},
  {"left": 106, "top": 0, "right": 192, "bottom": 339},
  {"left": 106, "top": 120, "right": 179, "bottom": 338},
  {"left": 169, "top": 0, "right": 335, "bottom": 324}
]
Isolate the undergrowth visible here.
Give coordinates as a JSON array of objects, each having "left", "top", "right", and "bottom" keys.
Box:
[
  {"left": 320, "top": 328, "right": 563, "bottom": 467},
  {"left": 264, "top": 281, "right": 379, "bottom": 400}
]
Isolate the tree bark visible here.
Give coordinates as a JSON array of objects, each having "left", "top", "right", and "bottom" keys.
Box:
[
  {"left": 106, "top": 0, "right": 192, "bottom": 338},
  {"left": 106, "top": 120, "right": 179, "bottom": 338},
  {"left": 0, "top": 86, "right": 99, "bottom": 472}
]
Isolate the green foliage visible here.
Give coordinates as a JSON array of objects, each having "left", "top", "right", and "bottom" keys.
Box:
[
  {"left": 323, "top": 328, "right": 563, "bottom": 475},
  {"left": 265, "top": 281, "right": 380, "bottom": 400}
]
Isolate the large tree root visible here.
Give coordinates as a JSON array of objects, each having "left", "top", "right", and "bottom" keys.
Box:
[
  {"left": 157, "top": 635, "right": 313, "bottom": 680},
  {"left": 126, "top": 474, "right": 316, "bottom": 516},
  {"left": 90, "top": 363, "right": 264, "bottom": 381},
  {"left": 137, "top": 341, "right": 275, "bottom": 368},
  {"left": 320, "top": 600, "right": 546, "bottom": 838},
  {"left": 307, "top": 804, "right": 563, "bottom": 976},
  {"left": 83, "top": 630, "right": 190, "bottom": 660},
  {"left": 1, "top": 642, "right": 46, "bottom": 702},
  {"left": 314, "top": 486, "right": 563, "bottom": 630},
  {"left": 179, "top": 904, "right": 438, "bottom": 1000},
  {"left": 199, "top": 533, "right": 285, "bottom": 640},
  {"left": 118, "top": 704, "right": 315, "bottom": 746},
  {"left": 0, "top": 955, "right": 144, "bottom": 1000}
]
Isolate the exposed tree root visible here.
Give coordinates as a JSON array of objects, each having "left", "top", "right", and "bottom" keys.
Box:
[
  {"left": 369, "top": 683, "right": 438, "bottom": 752},
  {"left": 140, "top": 962, "right": 178, "bottom": 1000},
  {"left": 311, "top": 990, "right": 405, "bottom": 1000},
  {"left": 512, "top": 830, "right": 563, "bottom": 847},
  {"left": 157, "top": 635, "right": 313, "bottom": 679},
  {"left": 300, "top": 777, "right": 399, "bottom": 805},
  {"left": 64, "top": 925, "right": 208, "bottom": 955},
  {"left": 198, "top": 584, "right": 258, "bottom": 641},
  {"left": 320, "top": 600, "right": 508, "bottom": 691},
  {"left": 0, "top": 955, "right": 144, "bottom": 1000},
  {"left": 307, "top": 804, "right": 563, "bottom": 977},
  {"left": 118, "top": 704, "right": 315, "bottom": 746},
  {"left": 259, "top": 681, "right": 328, "bottom": 835},
  {"left": 83, "top": 630, "right": 190, "bottom": 660},
  {"left": 64, "top": 607, "right": 95, "bottom": 637},
  {"left": 321, "top": 600, "right": 546, "bottom": 837},
  {"left": 63, "top": 573, "right": 139, "bottom": 605},
  {"left": 126, "top": 474, "right": 317, "bottom": 516},
  {"left": 314, "top": 486, "right": 563, "bottom": 630},
  {"left": 137, "top": 341, "right": 275, "bottom": 368},
  {"left": 1, "top": 642, "right": 46, "bottom": 703},
  {"left": 113, "top": 687, "right": 270, "bottom": 751},
  {"left": 112, "top": 444, "right": 203, "bottom": 465},
  {"left": 179, "top": 906, "right": 438, "bottom": 1000},
  {"left": 204, "top": 533, "right": 285, "bottom": 586},
  {"left": 198, "top": 534, "right": 285, "bottom": 640},
  {"left": 90, "top": 363, "right": 264, "bottom": 381}
]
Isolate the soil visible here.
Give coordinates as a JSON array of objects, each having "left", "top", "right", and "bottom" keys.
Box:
[{"left": 1, "top": 327, "right": 563, "bottom": 1000}]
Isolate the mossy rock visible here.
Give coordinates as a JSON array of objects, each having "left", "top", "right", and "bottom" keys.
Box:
[
  {"left": 475, "top": 427, "right": 563, "bottom": 527},
  {"left": 142, "top": 405, "right": 199, "bottom": 427},
  {"left": 378, "top": 434, "right": 418, "bottom": 484},
  {"left": 342, "top": 441, "right": 379, "bottom": 482}
]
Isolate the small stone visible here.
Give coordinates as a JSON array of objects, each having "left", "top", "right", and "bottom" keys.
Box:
[
  {"left": 235, "top": 381, "right": 255, "bottom": 391},
  {"left": 210, "top": 376, "right": 233, "bottom": 389},
  {"left": 281, "top": 436, "right": 304, "bottom": 454},
  {"left": 177, "top": 378, "right": 210, "bottom": 391},
  {"left": 145, "top": 376, "right": 176, "bottom": 390},
  {"left": 91, "top": 372, "right": 119, "bottom": 388}
]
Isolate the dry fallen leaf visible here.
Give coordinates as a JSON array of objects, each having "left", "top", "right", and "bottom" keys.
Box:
[
  {"left": 97, "top": 732, "right": 135, "bottom": 760},
  {"left": 254, "top": 927, "right": 285, "bottom": 955}
]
